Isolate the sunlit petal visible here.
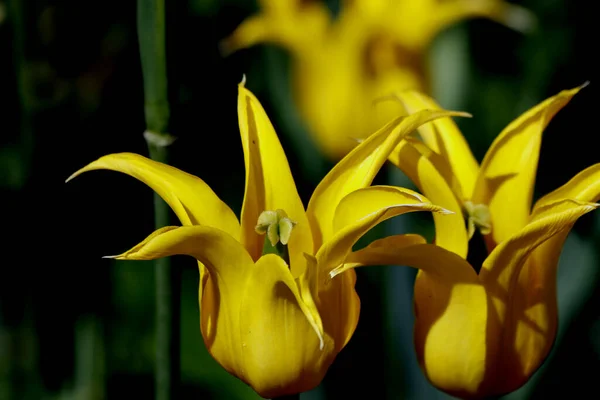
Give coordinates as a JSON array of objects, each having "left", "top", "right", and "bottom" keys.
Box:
[
  {"left": 472, "top": 85, "right": 584, "bottom": 247},
  {"left": 533, "top": 163, "right": 600, "bottom": 210},
  {"left": 307, "top": 109, "right": 470, "bottom": 249},
  {"left": 237, "top": 83, "right": 313, "bottom": 276},
  {"left": 66, "top": 152, "right": 240, "bottom": 238},
  {"left": 393, "top": 90, "right": 479, "bottom": 200}
]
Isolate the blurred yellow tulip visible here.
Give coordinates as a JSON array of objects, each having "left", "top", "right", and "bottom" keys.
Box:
[{"left": 223, "top": 0, "right": 533, "bottom": 159}]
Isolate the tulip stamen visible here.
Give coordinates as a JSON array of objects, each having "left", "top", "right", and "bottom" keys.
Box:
[
  {"left": 255, "top": 209, "right": 297, "bottom": 265},
  {"left": 464, "top": 200, "right": 492, "bottom": 240}
]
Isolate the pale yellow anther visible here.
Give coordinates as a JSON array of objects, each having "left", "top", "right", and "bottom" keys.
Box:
[
  {"left": 255, "top": 209, "right": 297, "bottom": 246},
  {"left": 464, "top": 201, "right": 492, "bottom": 239}
]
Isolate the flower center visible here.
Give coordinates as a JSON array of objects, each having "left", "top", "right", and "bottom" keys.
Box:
[
  {"left": 255, "top": 209, "right": 297, "bottom": 265},
  {"left": 464, "top": 201, "right": 492, "bottom": 240}
]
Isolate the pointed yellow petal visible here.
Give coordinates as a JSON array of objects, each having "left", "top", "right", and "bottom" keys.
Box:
[
  {"left": 113, "top": 226, "right": 329, "bottom": 397},
  {"left": 533, "top": 164, "right": 600, "bottom": 210},
  {"left": 394, "top": 90, "right": 479, "bottom": 200},
  {"left": 239, "top": 254, "right": 331, "bottom": 398},
  {"left": 389, "top": 138, "right": 468, "bottom": 257},
  {"left": 237, "top": 83, "right": 312, "bottom": 276},
  {"left": 317, "top": 185, "right": 452, "bottom": 276},
  {"left": 307, "top": 109, "right": 470, "bottom": 249},
  {"left": 480, "top": 198, "right": 598, "bottom": 301},
  {"left": 66, "top": 152, "right": 240, "bottom": 238},
  {"left": 472, "top": 85, "right": 584, "bottom": 246},
  {"left": 329, "top": 234, "right": 427, "bottom": 278},
  {"left": 111, "top": 225, "right": 256, "bottom": 378}
]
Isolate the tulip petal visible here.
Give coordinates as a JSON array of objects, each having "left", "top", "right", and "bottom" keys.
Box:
[
  {"left": 307, "top": 109, "right": 470, "bottom": 249},
  {"left": 501, "top": 164, "right": 600, "bottom": 387},
  {"left": 480, "top": 198, "right": 598, "bottom": 301},
  {"left": 66, "top": 152, "right": 240, "bottom": 238},
  {"left": 533, "top": 163, "right": 600, "bottom": 210},
  {"left": 389, "top": 138, "right": 469, "bottom": 257},
  {"left": 477, "top": 196, "right": 599, "bottom": 392},
  {"left": 110, "top": 226, "right": 327, "bottom": 396},
  {"left": 238, "top": 83, "right": 313, "bottom": 276},
  {"left": 331, "top": 238, "right": 477, "bottom": 283},
  {"left": 472, "top": 85, "right": 584, "bottom": 247},
  {"left": 239, "top": 254, "right": 330, "bottom": 398},
  {"left": 221, "top": 2, "right": 329, "bottom": 56},
  {"left": 317, "top": 185, "right": 452, "bottom": 276},
  {"left": 332, "top": 237, "right": 488, "bottom": 396},
  {"left": 393, "top": 90, "right": 479, "bottom": 200},
  {"left": 371, "top": 0, "right": 534, "bottom": 52},
  {"left": 108, "top": 225, "right": 257, "bottom": 377}
]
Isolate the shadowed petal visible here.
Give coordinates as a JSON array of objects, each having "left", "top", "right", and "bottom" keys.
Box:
[
  {"left": 389, "top": 138, "right": 468, "bottom": 257},
  {"left": 317, "top": 185, "right": 452, "bottom": 276},
  {"left": 480, "top": 198, "right": 598, "bottom": 305},
  {"left": 330, "top": 238, "right": 487, "bottom": 397}
]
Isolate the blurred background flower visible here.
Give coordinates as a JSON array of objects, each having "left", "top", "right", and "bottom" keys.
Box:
[
  {"left": 223, "top": 0, "right": 533, "bottom": 161},
  {"left": 0, "top": 0, "right": 597, "bottom": 399}
]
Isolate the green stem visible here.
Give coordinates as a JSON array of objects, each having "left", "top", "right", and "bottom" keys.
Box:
[{"left": 136, "top": 1, "right": 179, "bottom": 399}]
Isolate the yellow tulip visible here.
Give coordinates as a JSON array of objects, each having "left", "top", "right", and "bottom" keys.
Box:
[
  {"left": 67, "top": 81, "right": 468, "bottom": 397},
  {"left": 331, "top": 83, "right": 598, "bottom": 398},
  {"left": 222, "top": 0, "right": 532, "bottom": 159}
]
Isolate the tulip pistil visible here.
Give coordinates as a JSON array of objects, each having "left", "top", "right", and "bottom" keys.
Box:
[
  {"left": 464, "top": 201, "right": 492, "bottom": 240},
  {"left": 255, "top": 209, "right": 297, "bottom": 265}
]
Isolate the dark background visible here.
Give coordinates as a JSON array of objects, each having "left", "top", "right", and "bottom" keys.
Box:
[{"left": 0, "top": 0, "right": 597, "bottom": 399}]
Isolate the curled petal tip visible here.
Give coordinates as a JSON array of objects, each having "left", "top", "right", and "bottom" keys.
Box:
[
  {"left": 579, "top": 80, "right": 591, "bottom": 90},
  {"left": 454, "top": 111, "right": 473, "bottom": 118},
  {"left": 102, "top": 255, "right": 120, "bottom": 259},
  {"left": 65, "top": 173, "right": 76, "bottom": 183},
  {"left": 240, "top": 73, "right": 247, "bottom": 87},
  {"left": 439, "top": 208, "right": 455, "bottom": 215}
]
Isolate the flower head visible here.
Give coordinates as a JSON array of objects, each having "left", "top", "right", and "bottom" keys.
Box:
[
  {"left": 331, "top": 83, "right": 598, "bottom": 398},
  {"left": 222, "top": 0, "right": 533, "bottom": 159},
  {"left": 67, "top": 81, "right": 467, "bottom": 397}
]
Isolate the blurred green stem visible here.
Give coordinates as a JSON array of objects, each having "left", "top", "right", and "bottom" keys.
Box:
[
  {"left": 137, "top": 1, "right": 179, "bottom": 399},
  {"left": 3, "top": 0, "right": 34, "bottom": 188}
]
